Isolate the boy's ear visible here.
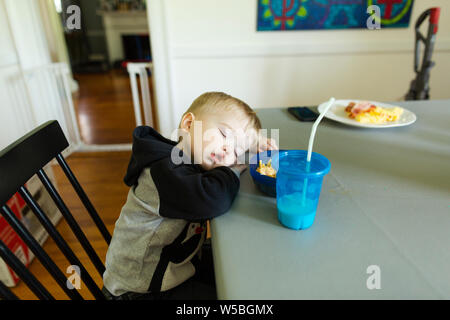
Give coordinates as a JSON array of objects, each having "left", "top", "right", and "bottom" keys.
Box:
[{"left": 180, "top": 112, "right": 195, "bottom": 131}]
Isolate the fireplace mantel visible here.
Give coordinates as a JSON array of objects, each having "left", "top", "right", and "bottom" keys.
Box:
[{"left": 98, "top": 10, "right": 149, "bottom": 64}]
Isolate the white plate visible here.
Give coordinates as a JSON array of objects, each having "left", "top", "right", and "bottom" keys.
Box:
[{"left": 317, "top": 99, "right": 417, "bottom": 128}]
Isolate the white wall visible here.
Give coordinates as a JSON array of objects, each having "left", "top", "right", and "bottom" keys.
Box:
[
  {"left": 0, "top": 0, "right": 76, "bottom": 150},
  {"left": 149, "top": 0, "right": 450, "bottom": 136},
  {"left": 3, "top": 0, "right": 51, "bottom": 70},
  {"left": 0, "top": 0, "right": 36, "bottom": 150}
]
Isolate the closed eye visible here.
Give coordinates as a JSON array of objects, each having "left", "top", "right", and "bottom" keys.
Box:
[{"left": 219, "top": 127, "right": 238, "bottom": 159}]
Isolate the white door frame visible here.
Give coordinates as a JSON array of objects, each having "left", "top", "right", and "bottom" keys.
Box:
[{"left": 147, "top": 0, "right": 176, "bottom": 138}]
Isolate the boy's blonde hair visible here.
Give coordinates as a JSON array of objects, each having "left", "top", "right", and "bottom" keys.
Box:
[{"left": 180, "top": 92, "right": 261, "bottom": 132}]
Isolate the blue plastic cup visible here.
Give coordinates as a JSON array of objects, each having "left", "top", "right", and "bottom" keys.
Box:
[{"left": 276, "top": 150, "right": 331, "bottom": 230}]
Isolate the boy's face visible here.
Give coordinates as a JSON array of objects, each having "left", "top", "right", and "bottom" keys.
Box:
[{"left": 179, "top": 110, "right": 254, "bottom": 170}]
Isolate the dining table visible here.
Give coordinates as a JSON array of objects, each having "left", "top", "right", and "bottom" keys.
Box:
[{"left": 210, "top": 99, "right": 450, "bottom": 299}]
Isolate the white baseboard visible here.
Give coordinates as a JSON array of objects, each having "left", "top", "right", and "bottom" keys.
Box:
[{"left": 74, "top": 143, "right": 132, "bottom": 152}]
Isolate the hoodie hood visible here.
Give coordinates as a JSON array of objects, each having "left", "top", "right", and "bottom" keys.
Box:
[{"left": 124, "top": 126, "right": 177, "bottom": 186}]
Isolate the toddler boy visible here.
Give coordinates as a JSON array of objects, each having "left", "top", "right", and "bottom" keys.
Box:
[{"left": 102, "top": 92, "right": 275, "bottom": 300}]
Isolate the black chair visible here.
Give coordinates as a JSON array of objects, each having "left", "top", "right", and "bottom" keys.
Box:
[{"left": 0, "top": 120, "right": 111, "bottom": 300}]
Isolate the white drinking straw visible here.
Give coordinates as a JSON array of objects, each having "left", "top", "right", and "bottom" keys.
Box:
[{"left": 301, "top": 97, "right": 335, "bottom": 206}]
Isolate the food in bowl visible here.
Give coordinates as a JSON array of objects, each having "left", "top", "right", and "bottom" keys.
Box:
[
  {"left": 256, "top": 159, "right": 277, "bottom": 178},
  {"left": 345, "top": 101, "right": 403, "bottom": 124}
]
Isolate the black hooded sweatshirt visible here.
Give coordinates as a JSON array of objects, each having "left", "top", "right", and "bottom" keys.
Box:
[
  {"left": 124, "top": 126, "right": 240, "bottom": 220},
  {"left": 103, "top": 126, "right": 240, "bottom": 296}
]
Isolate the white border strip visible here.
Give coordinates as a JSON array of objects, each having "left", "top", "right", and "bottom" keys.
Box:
[
  {"left": 171, "top": 38, "right": 450, "bottom": 59},
  {"left": 75, "top": 143, "right": 132, "bottom": 152}
]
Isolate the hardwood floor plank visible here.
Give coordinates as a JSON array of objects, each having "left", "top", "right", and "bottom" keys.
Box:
[{"left": 73, "top": 69, "right": 157, "bottom": 145}]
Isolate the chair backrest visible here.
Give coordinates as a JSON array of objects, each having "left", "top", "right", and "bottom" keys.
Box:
[{"left": 0, "top": 120, "right": 111, "bottom": 300}]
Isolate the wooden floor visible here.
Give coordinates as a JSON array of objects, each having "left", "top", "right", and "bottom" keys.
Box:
[
  {"left": 9, "top": 151, "right": 131, "bottom": 300},
  {"left": 73, "top": 69, "right": 158, "bottom": 145},
  {"left": 73, "top": 70, "right": 136, "bottom": 145}
]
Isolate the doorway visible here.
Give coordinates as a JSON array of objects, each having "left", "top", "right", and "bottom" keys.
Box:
[{"left": 55, "top": 0, "right": 156, "bottom": 147}]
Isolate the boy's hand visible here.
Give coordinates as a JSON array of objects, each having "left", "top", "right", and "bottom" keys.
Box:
[{"left": 258, "top": 137, "right": 278, "bottom": 152}]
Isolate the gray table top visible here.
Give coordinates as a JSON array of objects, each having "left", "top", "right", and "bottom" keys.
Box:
[{"left": 210, "top": 99, "right": 450, "bottom": 300}]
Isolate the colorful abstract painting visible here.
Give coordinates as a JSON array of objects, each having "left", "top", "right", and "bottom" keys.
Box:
[{"left": 257, "top": 0, "right": 414, "bottom": 31}]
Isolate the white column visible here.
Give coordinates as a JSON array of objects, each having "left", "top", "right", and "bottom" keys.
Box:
[
  {"left": 147, "top": 0, "right": 176, "bottom": 137},
  {"left": 0, "top": 0, "right": 36, "bottom": 149}
]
